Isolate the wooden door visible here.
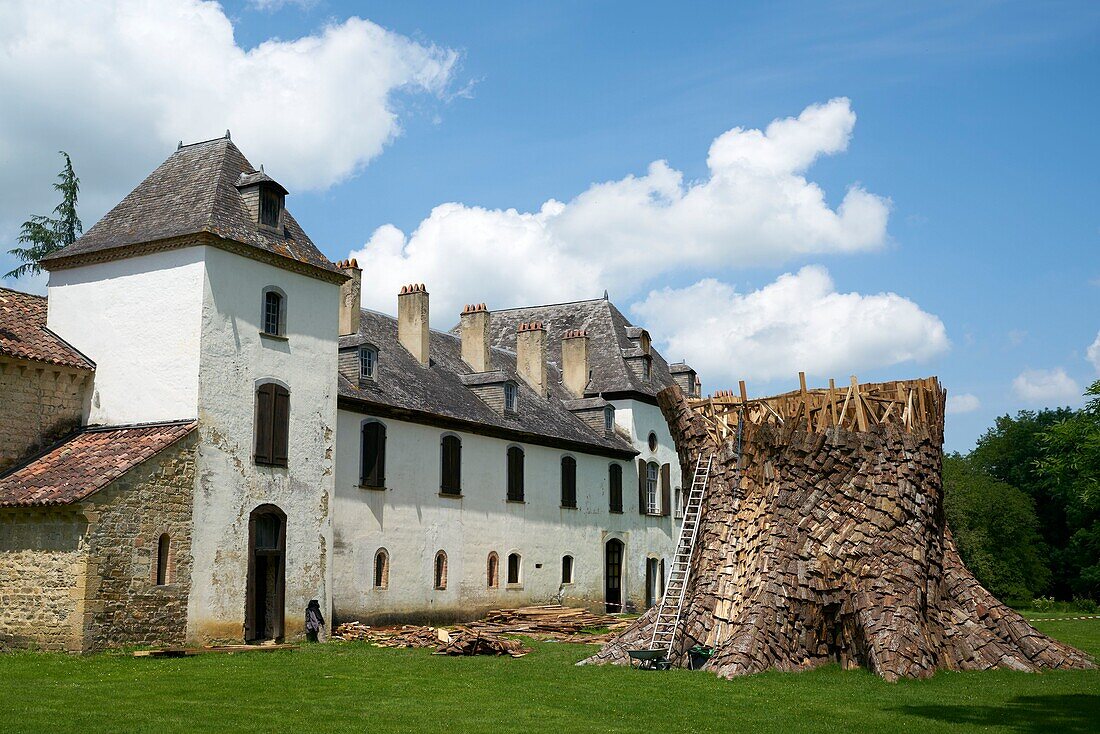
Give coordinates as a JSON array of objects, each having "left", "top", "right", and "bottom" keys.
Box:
[{"left": 605, "top": 539, "right": 624, "bottom": 613}]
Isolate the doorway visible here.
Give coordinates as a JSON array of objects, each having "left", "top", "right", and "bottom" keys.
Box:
[
  {"left": 246, "top": 505, "right": 286, "bottom": 642},
  {"left": 605, "top": 539, "right": 624, "bottom": 613},
  {"left": 645, "top": 557, "right": 659, "bottom": 609}
]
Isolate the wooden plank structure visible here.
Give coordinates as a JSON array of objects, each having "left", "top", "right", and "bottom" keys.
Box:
[
  {"left": 690, "top": 373, "right": 946, "bottom": 446},
  {"left": 581, "top": 375, "right": 1094, "bottom": 681}
]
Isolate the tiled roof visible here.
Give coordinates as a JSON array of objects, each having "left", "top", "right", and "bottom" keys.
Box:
[
  {"left": 41, "top": 137, "right": 339, "bottom": 277},
  {"left": 339, "top": 310, "right": 636, "bottom": 457},
  {"left": 0, "top": 421, "right": 196, "bottom": 507},
  {"left": 0, "top": 287, "right": 93, "bottom": 369},
  {"left": 479, "top": 299, "right": 675, "bottom": 398}
]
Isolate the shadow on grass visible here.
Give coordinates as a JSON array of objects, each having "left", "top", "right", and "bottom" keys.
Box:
[{"left": 895, "top": 694, "right": 1100, "bottom": 733}]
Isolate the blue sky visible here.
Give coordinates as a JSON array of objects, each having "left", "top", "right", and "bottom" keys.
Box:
[{"left": 1, "top": 1, "right": 1097, "bottom": 451}]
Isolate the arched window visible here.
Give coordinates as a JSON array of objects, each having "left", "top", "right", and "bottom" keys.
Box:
[
  {"left": 155, "top": 533, "right": 171, "bottom": 585},
  {"left": 487, "top": 552, "right": 499, "bottom": 588},
  {"left": 609, "top": 463, "right": 623, "bottom": 513},
  {"left": 560, "top": 456, "right": 577, "bottom": 508},
  {"left": 261, "top": 287, "right": 286, "bottom": 336},
  {"left": 254, "top": 382, "right": 290, "bottom": 467},
  {"left": 506, "top": 446, "right": 524, "bottom": 502},
  {"left": 561, "top": 555, "right": 574, "bottom": 584},
  {"left": 373, "top": 548, "right": 389, "bottom": 589},
  {"left": 434, "top": 550, "right": 448, "bottom": 590},
  {"left": 361, "top": 421, "right": 386, "bottom": 488},
  {"left": 440, "top": 434, "right": 462, "bottom": 495},
  {"left": 507, "top": 552, "right": 521, "bottom": 585}
]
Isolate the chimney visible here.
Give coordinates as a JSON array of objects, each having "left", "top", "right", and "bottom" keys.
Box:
[
  {"left": 515, "top": 321, "right": 547, "bottom": 396},
  {"left": 338, "top": 259, "right": 362, "bottom": 336},
  {"left": 397, "top": 283, "right": 430, "bottom": 366},
  {"left": 460, "top": 303, "right": 491, "bottom": 372},
  {"left": 561, "top": 329, "right": 590, "bottom": 397}
]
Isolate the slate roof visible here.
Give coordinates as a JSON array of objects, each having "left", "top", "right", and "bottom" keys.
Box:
[
  {"left": 0, "top": 421, "right": 196, "bottom": 507},
  {"left": 478, "top": 299, "right": 675, "bottom": 399},
  {"left": 41, "top": 136, "right": 339, "bottom": 276},
  {"left": 339, "top": 310, "right": 636, "bottom": 457},
  {"left": 0, "top": 287, "right": 93, "bottom": 369}
]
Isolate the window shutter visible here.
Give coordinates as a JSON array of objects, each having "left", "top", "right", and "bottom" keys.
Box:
[
  {"left": 638, "top": 459, "right": 647, "bottom": 515},
  {"left": 254, "top": 384, "right": 274, "bottom": 464},
  {"left": 660, "top": 463, "right": 671, "bottom": 517},
  {"left": 362, "top": 423, "right": 386, "bottom": 487},
  {"left": 272, "top": 385, "right": 290, "bottom": 466},
  {"left": 441, "top": 436, "right": 461, "bottom": 494}
]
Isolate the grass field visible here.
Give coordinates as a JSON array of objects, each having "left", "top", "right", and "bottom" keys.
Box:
[{"left": 1, "top": 613, "right": 1096, "bottom": 734}]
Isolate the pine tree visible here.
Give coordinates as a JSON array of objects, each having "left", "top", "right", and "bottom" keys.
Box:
[{"left": 5, "top": 151, "right": 82, "bottom": 279}]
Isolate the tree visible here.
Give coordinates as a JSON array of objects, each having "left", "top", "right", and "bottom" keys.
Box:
[
  {"left": 942, "top": 453, "right": 1051, "bottom": 604},
  {"left": 1038, "top": 380, "right": 1100, "bottom": 599},
  {"left": 970, "top": 406, "right": 1076, "bottom": 597},
  {"left": 5, "top": 151, "right": 82, "bottom": 279}
]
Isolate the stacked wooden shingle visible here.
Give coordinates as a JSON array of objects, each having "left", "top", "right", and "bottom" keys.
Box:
[{"left": 582, "top": 378, "right": 1095, "bottom": 680}]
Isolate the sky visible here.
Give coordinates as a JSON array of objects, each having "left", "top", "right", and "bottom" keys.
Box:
[{"left": 1, "top": 0, "right": 1097, "bottom": 451}]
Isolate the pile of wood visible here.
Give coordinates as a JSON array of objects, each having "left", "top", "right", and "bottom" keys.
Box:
[
  {"left": 464, "top": 605, "right": 619, "bottom": 636},
  {"left": 582, "top": 378, "right": 1096, "bottom": 681},
  {"left": 434, "top": 630, "right": 531, "bottom": 658},
  {"left": 333, "top": 622, "right": 447, "bottom": 648}
]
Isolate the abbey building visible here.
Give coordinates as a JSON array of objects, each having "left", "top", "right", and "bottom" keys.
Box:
[{"left": 0, "top": 136, "right": 699, "bottom": 651}]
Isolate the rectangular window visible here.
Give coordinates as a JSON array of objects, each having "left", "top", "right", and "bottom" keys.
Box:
[
  {"left": 361, "top": 422, "right": 386, "bottom": 487},
  {"left": 359, "top": 347, "right": 376, "bottom": 380},
  {"left": 441, "top": 435, "right": 461, "bottom": 495},
  {"left": 609, "top": 464, "right": 623, "bottom": 513},
  {"left": 263, "top": 290, "right": 283, "bottom": 336},
  {"left": 646, "top": 463, "right": 660, "bottom": 515},
  {"left": 260, "top": 188, "right": 282, "bottom": 227},
  {"left": 507, "top": 446, "right": 524, "bottom": 501},
  {"left": 504, "top": 382, "right": 517, "bottom": 413},
  {"left": 674, "top": 487, "right": 684, "bottom": 519},
  {"left": 254, "top": 383, "right": 289, "bottom": 467},
  {"left": 561, "top": 456, "right": 577, "bottom": 508},
  {"left": 604, "top": 407, "right": 614, "bottom": 432}
]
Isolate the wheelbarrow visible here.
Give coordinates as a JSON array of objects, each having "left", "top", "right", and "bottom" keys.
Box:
[{"left": 627, "top": 649, "right": 671, "bottom": 670}]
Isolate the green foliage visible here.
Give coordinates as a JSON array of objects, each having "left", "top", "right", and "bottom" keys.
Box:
[
  {"left": 5, "top": 151, "right": 82, "bottom": 279},
  {"left": 943, "top": 454, "right": 1050, "bottom": 604}
]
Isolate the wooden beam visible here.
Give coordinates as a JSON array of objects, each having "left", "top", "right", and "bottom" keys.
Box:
[
  {"left": 851, "top": 375, "right": 867, "bottom": 432},
  {"left": 799, "top": 372, "right": 812, "bottom": 432}
]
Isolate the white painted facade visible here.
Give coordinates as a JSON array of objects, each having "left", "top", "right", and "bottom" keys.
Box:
[
  {"left": 46, "top": 248, "right": 206, "bottom": 426},
  {"left": 332, "top": 399, "right": 680, "bottom": 624},
  {"left": 47, "top": 244, "right": 340, "bottom": 642},
  {"left": 188, "top": 247, "right": 339, "bottom": 641}
]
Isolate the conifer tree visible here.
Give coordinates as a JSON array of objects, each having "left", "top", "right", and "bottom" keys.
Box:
[{"left": 5, "top": 151, "right": 82, "bottom": 279}]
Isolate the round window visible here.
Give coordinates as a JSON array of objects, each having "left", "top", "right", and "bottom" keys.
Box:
[{"left": 648, "top": 432, "right": 658, "bottom": 452}]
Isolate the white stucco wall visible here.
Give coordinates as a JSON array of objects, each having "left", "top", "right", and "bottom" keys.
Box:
[
  {"left": 186, "top": 247, "right": 339, "bottom": 642},
  {"left": 611, "top": 398, "right": 685, "bottom": 513},
  {"left": 332, "top": 409, "right": 678, "bottom": 624},
  {"left": 46, "top": 248, "right": 205, "bottom": 426}
]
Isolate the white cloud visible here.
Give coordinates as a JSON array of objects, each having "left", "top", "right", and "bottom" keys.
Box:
[
  {"left": 1012, "top": 368, "right": 1081, "bottom": 403},
  {"left": 946, "top": 393, "right": 980, "bottom": 415},
  {"left": 249, "top": 0, "right": 316, "bottom": 10},
  {"left": 348, "top": 98, "right": 891, "bottom": 321},
  {"left": 1088, "top": 330, "right": 1100, "bottom": 373},
  {"left": 630, "top": 266, "right": 948, "bottom": 383},
  {"left": 0, "top": 0, "right": 457, "bottom": 242}
]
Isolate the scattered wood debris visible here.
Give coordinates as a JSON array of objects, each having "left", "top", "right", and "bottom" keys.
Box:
[
  {"left": 332, "top": 623, "right": 448, "bottom": 648},
  {"left": 134, "top": 643, "right": 298, "bottom": 657},
  {"left": 434, "top": 629, "right": 530, "bottom": 658}
]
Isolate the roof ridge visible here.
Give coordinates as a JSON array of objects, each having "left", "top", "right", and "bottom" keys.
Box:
[
  {"left": 82, "top": 418, "right": 197, "bottom": 433},
  {"left": 490, "top": 297, "right": 610, "bottom": 313}
]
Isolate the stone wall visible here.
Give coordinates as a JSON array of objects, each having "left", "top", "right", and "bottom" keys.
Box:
[
  {"left": 0, "top": 509, "right": 88, "bottom": 651},
  {"left": 80, "top": 435, "right": 197, "bottom": 650},
  {"left": 0, "top": 357, "right": 89, "bottom": 473}
]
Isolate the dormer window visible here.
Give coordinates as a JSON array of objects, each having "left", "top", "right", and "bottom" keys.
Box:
[
  {"left": 604, "top": 406, "right": 615, "bottom": 432},
  {"left": 359, "top": 346, "right": 377, "bottom": 380},
  {"left": 259, "top": 187, "right": 283, "bottom": 228},
  {"left": 504, "top": 382, "right": 518, "bottom": 413}
]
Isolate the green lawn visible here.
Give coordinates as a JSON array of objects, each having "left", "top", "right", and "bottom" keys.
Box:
[{"left": 1, "top": 614, "right": 1097, "bottom": 734}]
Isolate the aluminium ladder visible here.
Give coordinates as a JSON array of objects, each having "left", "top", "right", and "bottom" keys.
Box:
[{"left": 648, "top": 453, "right": 712, "bottom": 659}]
